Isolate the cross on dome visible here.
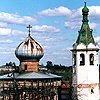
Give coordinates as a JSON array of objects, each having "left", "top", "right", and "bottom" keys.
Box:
[
  {"left": 84, "top": 0, "right": 87, "bottom": 4},
  {"left": 27, "top": 24, "right": 32, "bottom": 36},
  {"left": 84, "top": 0, "right": 86, "bottom": 3}
]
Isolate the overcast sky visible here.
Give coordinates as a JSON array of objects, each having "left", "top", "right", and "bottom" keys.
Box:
[{"left": 0, "top": 0, "right": 100, "bottom": 66}]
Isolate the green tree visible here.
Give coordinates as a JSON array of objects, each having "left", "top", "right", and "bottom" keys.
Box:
[{"left": 46, "top": 61, "right": 53, "bottom": 70}]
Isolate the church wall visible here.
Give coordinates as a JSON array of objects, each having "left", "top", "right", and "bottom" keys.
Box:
[{"left": 0, "top": 79, "right": 61, "bottom": 100}]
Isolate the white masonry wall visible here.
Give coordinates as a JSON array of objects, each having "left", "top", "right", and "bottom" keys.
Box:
[{"left": 72, "top": 43, "right": 99, "bottom": 100}]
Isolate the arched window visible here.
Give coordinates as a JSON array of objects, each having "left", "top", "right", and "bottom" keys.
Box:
[
  {"left": 90, "top": 54, "right": 94, "bottom": 65},
  {"left": 24, "top": 64, "right": 27, "bottom": 71},
  {"left": 73, "top": 54, "right": 76, "bottom": 66},
  {"left": 91, "top": 87, "right": 94, "bottom": 94},
  {"left": 80, "top": 54, "right": 85, "bottom": 65}
]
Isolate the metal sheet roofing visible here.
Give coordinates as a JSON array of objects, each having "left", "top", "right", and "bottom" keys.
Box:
[{"left": 0, "top": 72, "right": 62, "bottom": 80}]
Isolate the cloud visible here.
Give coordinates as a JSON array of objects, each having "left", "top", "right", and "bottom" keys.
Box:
[
  {"left": 89, "top": 22, "right": 97, "bottom": 29},
  {"left": 39, "top": 6, "right": 71, "bottom": 16},
  {"left": 0, "top": 27, "right": 11, "bottom": 35},
  {"left": 0, "top": 46, "right": 16, "bottom": 66},
  {"left": 65, "top": 21, "right": 97, "bottom": 29},
  {"left": 0, "top": 39, "right": 13, "bottom": 43},
  {"left": 0, "top": 47, "right": 14, "bottom": 55},
  {"left": 62, "top": 47, "right": 72, "bottom": 51},
  {"left": 0, "top": 27, "right": 27, "bottom": 36},
  {"left": 0, "top": 12, "right": 37, "bottom": 25},
  {"left": 89, "top": 6, "right": 100, "bottom": 17},
  {"left": 95, "top": 36, "right": 100, "bottom": 42},
  {"left": 32, "top": 25, "right": 60, "bottom": 33},
  {"left": 65, "top": 21, "right": 81, "bottom": 29},
  {"left": 44, "top": 37, "right": 64, "bottom": 42},
  {"left": 65, "top": 6, "right": 100, "bottom": 29},
  {"left": 11, "top": 29, "right": 25, "bottom": 36},
  {"left": 0, "top": 22, "right": 8, "bottom": 28},
  {"left": 94, "top": 36, "right": 100, "bottom": 46},
  {"left": 0, "top": 24, "right": 60, "bottom": 37},
  {"left": 39, "top": 6, "right": 100, "bottom": 29}
]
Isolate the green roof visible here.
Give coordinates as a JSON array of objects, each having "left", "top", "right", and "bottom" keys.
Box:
[
  {"left": 82, "top": 2, "right": 89, "bottom": 14},
  {"left": 76, "top": 2, "right": 95, "bottom": 46}
]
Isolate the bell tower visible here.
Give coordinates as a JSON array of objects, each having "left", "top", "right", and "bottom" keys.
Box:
[{"left": 71, "top": 2, "right": 99, "bottom": 100}]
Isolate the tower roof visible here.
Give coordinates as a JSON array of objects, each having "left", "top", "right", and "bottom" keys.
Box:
[
  {"left": 82, "top": 2, "right": 89, "bottom": 15},
  {"left": 76, "top": 2, "right": 95, "bottom": 46},
  {"left": 15, "top": 25, "right": 44, "bottom": 62}
]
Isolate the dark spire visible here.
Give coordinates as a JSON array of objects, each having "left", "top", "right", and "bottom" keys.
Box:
[
  {"left": 76, "top": 2, "right": 95, "bottom": 46},
  {"left": 84, "top": 0, "right": 87, "bottom": 7},
  {"left": 27, "top": 24, "right": 32, "bottom": 36}
]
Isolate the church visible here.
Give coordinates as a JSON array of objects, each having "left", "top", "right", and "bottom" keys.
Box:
[{"left": 0, "top": 25, "right": 62, "bottom": 100}]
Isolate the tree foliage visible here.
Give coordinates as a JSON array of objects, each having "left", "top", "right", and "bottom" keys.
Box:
[
  {"left": 46, "top": 61, "right": 72, "bottom": 82},
  {"left": 0, "top": 62, "right": 19, "bottom": 75}
]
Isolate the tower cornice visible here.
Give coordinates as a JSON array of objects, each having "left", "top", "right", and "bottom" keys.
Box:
[{"left": 71, "top": 48, "right": 99, "bottom": 52}]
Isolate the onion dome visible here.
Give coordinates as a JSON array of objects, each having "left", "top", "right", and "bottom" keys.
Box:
[
  {"left": 82, "top": 2, "right": 89, "bottom": 23},
  {"left": 82, "top": 2, "right": 89, "bottom": 14},
  {"left": 15, "top": 25, "right": 44, "bottom": 62}
]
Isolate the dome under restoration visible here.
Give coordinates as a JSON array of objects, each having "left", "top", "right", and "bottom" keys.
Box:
[{"left": 15, "top": 26, "right": 43, "bottom": 62}]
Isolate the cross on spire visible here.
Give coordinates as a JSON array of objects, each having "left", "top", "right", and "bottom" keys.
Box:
[
  {"left": 27, "top": 24, "right": 32, "bottom": 36},
  {"left": 84, "top": 0, "right": 87, "bottom": 4}
]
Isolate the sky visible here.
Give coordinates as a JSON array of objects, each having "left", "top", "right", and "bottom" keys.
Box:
[{"left": 0, "top": 0, "right": 100, "bottom": 66}]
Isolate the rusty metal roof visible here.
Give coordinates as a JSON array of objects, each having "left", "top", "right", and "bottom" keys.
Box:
[{"left": 15, "top": 34, "right": 44, "bottom": 62}]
